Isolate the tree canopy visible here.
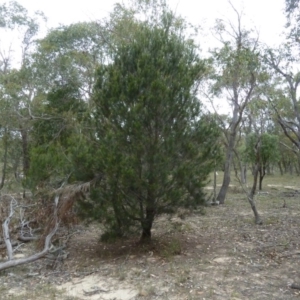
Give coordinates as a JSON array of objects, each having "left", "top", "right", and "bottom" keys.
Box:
[{"left": 90, "top": 11, "right": 220, "bottom": 240}]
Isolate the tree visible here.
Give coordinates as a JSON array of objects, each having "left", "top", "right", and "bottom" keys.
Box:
[
  {"left": 209, "top": 5, "right": 262, "bottom": 204},
  {"left": 91, "top": 7, "right": 220, "bottom": 241},
  {"left": 286, "top": 0, "right": 299, "bottom": 13},
  {"left": 27, "top": 85, "right": 89, "bottom": 188},
  {"left": 244, "top": 133, "right": 280, "bottom": 190},
  {"left": 31, "top": 21, "right": 105, "bottom": 101},
  {"left": 285, "top": 0, "right": 300, "bottom": 40},
  {"left": 265, "top": 48, "right": 300, "bottom": 151},
  {"left": 263, "top": 0, "right": 300, "bottom": 154},
  {"left": 0, "top": 1, "right": 46, "bottom": 189},
  {"left": 24, "top": 20, "right": 111, "bottom": 190}
]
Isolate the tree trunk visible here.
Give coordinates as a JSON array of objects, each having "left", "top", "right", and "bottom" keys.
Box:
[
  {"left": 141, "top": 207, "right": 155, "bottom": 241},
  {"left": 141, "top": 170, "right": 155, "bottom": 241},
  {"left": 0, "top": 128, "right": 9, "bottom": 191},
  {"left": 297, "top": 154, "right": 300, "bottom": 176},
  {"left": 248, "top": 164, "right": 263, "bottom": 224},
  {"left": 111, "top": 178, "right": 124, "bottom": 237},
  {"left": 233, "top": 159, "right": 238, "bottom": 178},
  {"left": 258, "top": 166, "right": 265, "bottom": 191},
  {"left": 266, "top": 165, "right": 271, "bottom": 175},
  {"left": 213, "top": 164, "right": 217, "bottom": 203},
  {"left": 278, "top": 162, "right": 283, "bottom": 175},
  {"left": 217, "top": 131, "right": 236, "bottom": 204},
  {"left": 289, "top": 163, "right": 293, "bottom": 175},
  {"left": 217, "top": 103, "right": 242, "bottom": 204},
  {"left": 295, "top": 165, "right": 300, "bottom": 176},
  {"left": 20, "top": 127, "right": 30, "bottom": 176},
  {"left": 259, "top": 175, "right": 263, "bottom": 191},
  {"left": 240, "top": 163, "right": 247, "bottom": 184}
]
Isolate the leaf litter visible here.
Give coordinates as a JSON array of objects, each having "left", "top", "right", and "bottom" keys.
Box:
[{"left": 1, "top": 183, "right": 300, "bottom": 299}]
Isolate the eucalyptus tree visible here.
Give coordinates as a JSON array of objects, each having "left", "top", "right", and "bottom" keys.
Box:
[
  {"left": 262, "top": 0, "right": 300, "bottom": 154},
  {"left": 285, "top": 0, "right": 300, "bottom": 40},
  {"left": 0, "top": 1, "right": 46, "bottom": 188},
  {"left": 277, "top": 133, "right": 300, "bottom": 175},
  {"left": 243, "top": 132, "right": 280, "bottom": 190},
  {"left": 209, "top": 7, "right": 263, "bottom": 204},
  {"left": 91, "top": 1, "right": 221, "bottom": 240},
  {"left": 31, "top": 21, "right": 106, "bottom": 102},
  {"left": 26, "top": 21, "right": 110, "bottom": 189},
  {"left": 265, "top": 48, "right": 300, "bottom": 152},
  {"left": 27, "top": 2, "right": 159, "bottom": 191}
]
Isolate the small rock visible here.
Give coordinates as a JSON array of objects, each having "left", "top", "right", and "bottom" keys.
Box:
[{"left": 213, "top": 257, "right": 231, "bottom": 263}]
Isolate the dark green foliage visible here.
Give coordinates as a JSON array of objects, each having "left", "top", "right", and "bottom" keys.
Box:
[
  {"left": 27, "top": 85, "right": 92, "bottom": 188},
  {"left": 89, "top": 18, "right": 221, "bottom": 240},
  {"left": 31, "top": 86, "right": 84, "bottom": 145},
  {"left": 21, "top": 0, "right": 221, "bottom": 241}
]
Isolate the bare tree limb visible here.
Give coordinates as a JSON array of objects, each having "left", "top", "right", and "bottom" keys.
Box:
[
  {"left": 2, "top": 196, "right": 18, "bottom": 260},
  {"left": 0, "top": 196, "right": 60, "bottom": 271}
]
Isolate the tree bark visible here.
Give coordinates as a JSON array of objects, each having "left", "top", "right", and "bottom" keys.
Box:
[
  {"left": 141, "top": 207, "right": 155, "bottom": 241},
  {"left": 141, "top": 180, "right": 155, "bottom": 242},
  {"left": 213, "top": 164, "right": 217, "bottom": 203},
  {"left": 217, "top": 118, "right": 237, "bottom": 204},
  {"left": 0, "top": 128, "right": 9, "bottom": 190},
  {"left": 248, "top": 163, "right": 263, "bottom": 224},
  {"left": 258, "top": 166, "right": 265, "bottom": 191},
  {"left": 278, "top": 162, "right": 283, "bottom": 175},
  {"left": 20, "top": 126, "right": 30, "bottom": 176},
  {"left": 240, "top": 163, "right": 247, "bottom": 184}
]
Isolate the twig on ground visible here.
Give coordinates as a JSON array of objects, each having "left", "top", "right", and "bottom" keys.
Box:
[
  {"left": 83, "top": 287, "right": 109, "bottom": 295},
  {"left": 291, "top": 283, "right": 300, "bottom": 290}
]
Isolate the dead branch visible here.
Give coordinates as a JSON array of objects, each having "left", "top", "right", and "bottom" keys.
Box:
[
  {"left": 18, "top": 208, "right": 39, "bottom": 242},
  {"left": 38, "top": 181, "right": 92, "bottom": 248},
  {"left": 2, "top": 196, "right": 18, "bottom": 260},
  {"left": 83, "top": 288, "right": 109, "bottom": 296},
  {"left": 0, "top": 196, "right": 60, "bottom": 271}
]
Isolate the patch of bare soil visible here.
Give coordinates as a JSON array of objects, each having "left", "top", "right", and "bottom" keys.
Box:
[{"left": 1, "top": 186, "right": 300, "bottom": 299}]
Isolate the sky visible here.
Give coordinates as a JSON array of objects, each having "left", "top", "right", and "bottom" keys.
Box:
[
  {"left": 6, "top": 0, "right": 286, "bottom": 115},
  {"left": 15, "top": 0, "right": 287, "bottom": 48}
]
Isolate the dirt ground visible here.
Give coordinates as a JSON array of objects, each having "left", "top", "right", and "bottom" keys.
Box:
[{"left": 1, "top": 175, "right": 300, "bottom": 300}]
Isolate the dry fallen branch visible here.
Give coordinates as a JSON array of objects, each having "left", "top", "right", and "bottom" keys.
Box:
[
  {"left": 83, "top": 288, "right": 109, "bottom": 296},
  {"left": 38, "top": 181, "right": 92, "bottom": 248},
  {"left": 2, "top": 196, "right": 18, "bottom": 260},
  {"left": 0, "top": 195, "right": 60, "bottom": 271}
]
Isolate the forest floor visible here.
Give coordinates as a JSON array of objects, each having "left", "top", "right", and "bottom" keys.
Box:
[{"left": 1, "top": 173, "right": 300, "bottom": 300}]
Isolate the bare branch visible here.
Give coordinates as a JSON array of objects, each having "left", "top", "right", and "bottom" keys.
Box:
[
  {"left": 2, "top": 196, "right": 18, "bottom": 260},
  {"left": 0, "top": 196, "right": 60, "bottom": 271},
  {"left": 279, "top": 141, "right": 299, "bottom": 154}
]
